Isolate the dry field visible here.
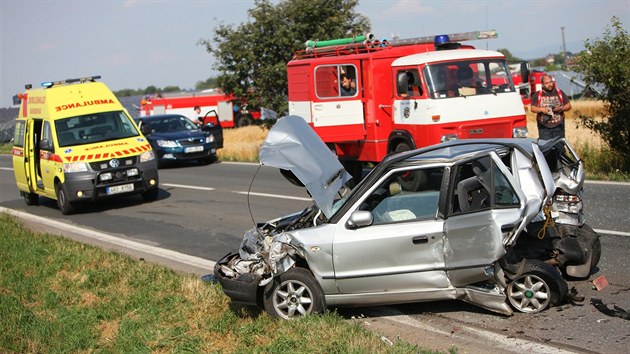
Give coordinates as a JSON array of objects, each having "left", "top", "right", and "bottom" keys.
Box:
[{"left": 218, "top": 100, "right": 608, "bottom": 163}]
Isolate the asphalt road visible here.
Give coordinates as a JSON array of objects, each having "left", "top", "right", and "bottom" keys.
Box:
[{"left": 1, "top": 156, "right": 629, "bottom": 353}]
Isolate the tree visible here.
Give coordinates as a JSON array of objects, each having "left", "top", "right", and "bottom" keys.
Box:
[
  {"left": 497, "top": 48, "right": 522, "bottom": 62},
  {"left": 199, "top": 0, "right": 370, "bottom": 115},
  {"left": 573, "top": 17, "right": 630, "bottom": 169}
]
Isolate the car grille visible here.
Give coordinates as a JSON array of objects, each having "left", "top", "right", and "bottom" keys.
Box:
[
  {"left": 89, "top": 156, "right": 137, "bottom": 171},
  {"left": 178, "top": 137, "right": 205, "bottom": 146}
]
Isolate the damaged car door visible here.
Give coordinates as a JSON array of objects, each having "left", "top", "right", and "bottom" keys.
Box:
[{"left": 443, "top": 152, "right": 528, "bottom": 307}]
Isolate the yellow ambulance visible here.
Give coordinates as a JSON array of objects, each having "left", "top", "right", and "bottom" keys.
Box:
[{"left": 12, "top": 76, "right": 159, "bottom": 215}]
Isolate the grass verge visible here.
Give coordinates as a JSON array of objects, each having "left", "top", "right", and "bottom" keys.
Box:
[{"left": 0, "top": 213, "right": 428, "bottom": 353}]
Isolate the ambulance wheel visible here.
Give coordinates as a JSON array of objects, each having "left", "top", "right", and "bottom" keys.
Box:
[
  {"left": 23, "top": 192, "right": 39, "bottom": 206},
  {"left": 55, "top": 182, "right": 75, "bottom": 215}
]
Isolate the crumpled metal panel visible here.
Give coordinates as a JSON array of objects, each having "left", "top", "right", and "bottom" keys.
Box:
[{"left": 259, "top": 115, "right": 352, "bottom": 218}]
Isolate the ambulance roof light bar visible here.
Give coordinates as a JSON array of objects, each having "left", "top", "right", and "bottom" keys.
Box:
[{"left": 40, "top": 75, "right": 102, "bottom": 88}]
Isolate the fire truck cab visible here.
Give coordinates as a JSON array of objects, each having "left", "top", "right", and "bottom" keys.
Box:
[{"left": 287, "top": 31, "right": 528, "bottom": 178}]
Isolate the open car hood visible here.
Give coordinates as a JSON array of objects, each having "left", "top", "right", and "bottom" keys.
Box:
[{"left": 259, "top": 116, "right": 352, "bottom": 218}]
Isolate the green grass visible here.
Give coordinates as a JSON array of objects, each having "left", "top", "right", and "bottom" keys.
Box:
[
  {"left": 0, "top": 213, "right": 428, "bottom": 353},
  {"left": 0, "top": 142, "right": 11, "bottom": 154}
]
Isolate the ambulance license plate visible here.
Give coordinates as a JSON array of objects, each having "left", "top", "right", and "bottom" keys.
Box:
[
  {"left": 106, "top": 183, "right": 134, "bottom": 195},
  {"left": 185, "top": 146, "right": 204, "bottom": 153}
]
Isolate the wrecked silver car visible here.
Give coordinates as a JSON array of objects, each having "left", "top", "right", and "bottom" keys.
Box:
[{"left": 214, "top": 115, "right": 600, "bottom": 319}]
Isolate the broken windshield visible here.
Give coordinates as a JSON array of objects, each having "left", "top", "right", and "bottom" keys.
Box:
[{"left": 424, "top": 60, "right": 515, "bottom": 99}]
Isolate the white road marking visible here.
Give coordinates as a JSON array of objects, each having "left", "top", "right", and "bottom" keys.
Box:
[
  {"left": 594, "top": 229, "right": 630, "bottom": 237},
  {"left": 0, "top": 206, "right": 216, "bottom": 270},
  {"left": 0, "top": 167, "right": 13, "bottom": 171},
  {"left": 161, "top": 183, "right": 215, "bottom": 191}
]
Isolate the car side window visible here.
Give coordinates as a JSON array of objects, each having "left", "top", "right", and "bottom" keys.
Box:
[
  {"left": 360, "top": 167, "right": 443, "bottom": 225},
  {"left": 451, "top": 156, "right": 520, "bottom": 215}
]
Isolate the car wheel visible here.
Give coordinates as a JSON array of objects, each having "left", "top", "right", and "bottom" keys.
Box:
[
  {"left": 23, "top": 191, "right": 39, "bottom": 206},
  {"left": 55, "top": 182, "right": 75, "bottom": 215},
  {"left": 507, "top": 260, "right": 568, "bottom": 313},
  {"left": 263, "top": 268, "right": 325, "bottom": 319},
  {"left": 142, "top": 187, "right": 159, "bottom": 202}
]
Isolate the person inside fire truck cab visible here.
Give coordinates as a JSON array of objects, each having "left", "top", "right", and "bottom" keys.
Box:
[
  {"left": 398, "top": 71, "right": 422, "bottom": 97},
  {"left": 340, "top": 74, "right": 357, "bottom": 96},
  {"left": 530, "top": 75, "right": 571, "bottom": 140},
  {"left": 430, "top": 66, "right": 457, "bottom": 98}
]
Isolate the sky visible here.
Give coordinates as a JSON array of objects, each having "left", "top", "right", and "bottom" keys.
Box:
[{"left": 2, "top": 0, "right": 629, "bottom": 108}]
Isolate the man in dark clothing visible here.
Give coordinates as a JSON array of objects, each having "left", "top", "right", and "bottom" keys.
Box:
[
  {"left": 530, "top": 75, "right": 572, "bottom": 140},
  {"left": 340, "top": 74, "right": 357, "bottom": 96}
]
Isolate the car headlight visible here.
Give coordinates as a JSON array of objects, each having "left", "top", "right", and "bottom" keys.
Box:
[
  {"left": 64, "top": 162, "right": 89, "bottom": 173},
  {"left": 206, "top": 134, "right": 215, "bottom": 143},
  {"left": 554, "top": 193, "right": 583, "bottom": 214},
  {"left": 157, "top": 139, "right": 178, "bottom": 148},
  {"left": 139, "top": 150, "right": 155, "bottom": 162},
  {"left": 513, "top": 127, "right": 528, "bottom": 138}
]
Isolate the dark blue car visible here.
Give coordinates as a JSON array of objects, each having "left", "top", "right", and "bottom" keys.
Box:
[{"left": 137, "top": 114, "right": 217, "bottom": 167}]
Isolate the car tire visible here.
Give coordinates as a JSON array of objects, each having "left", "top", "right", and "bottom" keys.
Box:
[
  {"left": 580, "top": 224, "right": 601, "bottom": 272},
  {"left": 263, "top": 267, "right": 325, "bottom": 319},
  {"left": 506, "top": 259, "right": 568, "bottom": 313},
  {"left": 55, "top": 182, "right": 75, "bottom": 215},
  {"left": 23, "top": 191, "right": 39, "bottom": 206},
  {"left": 142, "top": 188, "right": 159, "bottom": 202}
]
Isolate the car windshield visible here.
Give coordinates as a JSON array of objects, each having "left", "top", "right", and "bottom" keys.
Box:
[
  {"left": 147, "top": 116, "right": 198, "bottom": 133},
  {"left": 55, "top": 110, "right": 140, "bottom": 147},
  {"left": 424, "top": 59, "right": 515, "bottom": 99}
]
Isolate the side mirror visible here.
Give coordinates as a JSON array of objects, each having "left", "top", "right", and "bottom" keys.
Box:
[
  {"left": 40, "top": 139, "right": 53, "bottom": 151},
  {"left": 141, "top": 125, "right": 151, "bottom": 135},
  {"left": 520, "top": 62, "right": 530, "bottom": 83},
  {"left": 346, "top": 210, "right": 373, "bottom": 229}
]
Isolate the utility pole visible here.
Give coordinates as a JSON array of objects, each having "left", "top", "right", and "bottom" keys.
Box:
[{"left": 560, "top": 26, "right": 567, "bottom": 59}]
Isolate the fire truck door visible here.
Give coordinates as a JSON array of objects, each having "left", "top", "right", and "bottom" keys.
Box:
[
  {"left": 311, "top": 64, "right": 365, "bottom": 140},
  {"left": 217, "top": 101, "right": 233, "bottom": 124}
]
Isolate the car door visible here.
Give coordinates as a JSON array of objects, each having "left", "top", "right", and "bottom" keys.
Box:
[
  {"left": 444, "top": 152, "right": 527, "bottom": 286},
  {"left": 332, "top": 166, "right": 449, "bottom": 294}
]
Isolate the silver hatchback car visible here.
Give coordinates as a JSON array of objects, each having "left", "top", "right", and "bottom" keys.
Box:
[{"left": 214, "top": 116, "right": 599, "bottom": 319}]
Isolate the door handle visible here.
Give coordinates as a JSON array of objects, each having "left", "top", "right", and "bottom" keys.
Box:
[{"left": 412, "top": 235, "right": 428, "bottom": 244}]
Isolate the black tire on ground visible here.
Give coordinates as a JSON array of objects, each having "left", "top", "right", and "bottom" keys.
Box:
[
  {"left": 506, "top": 259, "right": 568, "bottom": 313},
  {"left": 263, "top": 267, "right": 325, "bottom": 319},
  {"left": 580, "top": 224, "right": 601, "bottom": 272},
  {"left": 142, "top": 188, "right": 159, "bottom": 202},
  {"left": 237, "top": 115, "right": 253, "bottom": 127},
  {"left": 23, "top": 191, "right": 39, "bottom": 206},
  {"left": 55, "top": 182, "right": 75, "bottom": 215}
]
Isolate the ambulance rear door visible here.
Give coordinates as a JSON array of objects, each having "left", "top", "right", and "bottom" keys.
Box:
[{"left": 12, "top": 118, "right": 38, "bottom": 193}]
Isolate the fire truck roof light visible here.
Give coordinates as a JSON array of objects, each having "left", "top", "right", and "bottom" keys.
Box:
[{"left": 434, "top": 35, "right": 450, "bottom": 47}]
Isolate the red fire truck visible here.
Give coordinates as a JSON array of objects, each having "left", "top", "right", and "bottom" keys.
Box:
[
  {"left": 287, "top": 31, "right": 529, "bottom": 178},
  {"left": 139, "top": 90, "right": 261, "bottom": 128}
]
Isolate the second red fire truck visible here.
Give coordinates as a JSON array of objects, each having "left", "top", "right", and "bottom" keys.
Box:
[
  {"left": 287, "top": 31, "right": 529, "bottom": 179},
  {"left": 139, "top": 90, "right": 261, "bottom": 128}
]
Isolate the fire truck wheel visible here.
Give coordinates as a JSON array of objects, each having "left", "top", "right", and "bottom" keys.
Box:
[
  {"left": 394, "top": 142, "right": 411, "bottom": 153},
  {"left": 23, "top": 191, "right": 39, "bottom": 206},
  {"left": 237, "top": 115, "right": 253, "bottom": 127},
  {"left": 55, "top": 182, "right": 75, "bottom": 215}
]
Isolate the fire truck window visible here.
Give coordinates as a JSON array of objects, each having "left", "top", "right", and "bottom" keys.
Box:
[
  {"left": 397, "top": 70, "right": 422, "bottom": 97},
  {"left": 314, "top": 64, "right": 358, "bottom": 99}
]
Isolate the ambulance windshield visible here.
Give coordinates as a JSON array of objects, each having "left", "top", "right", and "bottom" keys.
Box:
[
  {"left": 55, "top": 111, "right": 140, "bottom": 147},
  {"left": 424, "top": 60, "right": 515, "bottom": 99}
]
